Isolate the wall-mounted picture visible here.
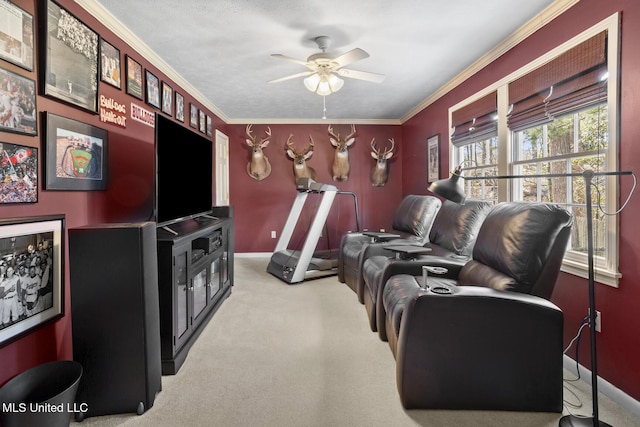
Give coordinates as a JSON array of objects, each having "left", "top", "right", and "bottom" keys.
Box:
[
  {"left": 40, "top": 0, "right": 98, "bottom": 113},
  {"left": 100, "top": 38, "right": 120, "bottom": 89},
  {"left": 0, "top": 142, "right": 37, "bottom": 204},
  {"left": 145, "top": 70, "right": 159, "bottom": 109},
  {"left": 0, "top": 215, "right": 64, "bottom": 347},
  {"left": 175, "top": 92, "right": 184, "bottom": 122},
  {"left": 0, "top": 67, "right": 37, "bottom": 135},
  {"left": 189, "top": 103, "right": 197, "bottom": 128},
  {"left": 161, "top": 82, "right": 172, "bottom": 116},
  {"left": 199, "top": 109, "right": 205, "bottom": 133},
  {"left": 206, "top": 115, "right": 212, "bottom": 137},
  {"left": 44, "top": 113, "right": 108, "bottom": 191},
  {"left": 0, "top": 0, "right": 34, "bottom": 71},
  {"left": 125, "top": 55, "right": 142, "bottom": 99},
  {"left": 427, "top": 134, "right": 440, "bottom": 183}
]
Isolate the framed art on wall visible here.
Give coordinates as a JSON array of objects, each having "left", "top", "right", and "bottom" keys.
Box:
[
  {"left": 206, "top": 115, "right": 212, "bottom": 136},
  {"left": 189, "top": 103, "right": 197, "bottom": 128},
  {"left": 175, "top": 92, "right": 184, "bottom": 122},
  {"left": 125, "top": 55, "right": 142, "bottom": 99},
  {"left": 0, "top": 142, "right": 37, "bottom": 203},
  {"left": 145, "top": 70, "right": 159, "bottom": 109},
  {"left": 161, "top": 82, "right": 172, "bottom": 116},
  {"left": 0, "top": 214, "right": 65, "bottom": 347},
  {"left": 199, "top": 109, "right": 205, "bottom": 133},
  {"left": 427, "top": 134, "right": 440, "bottom": 183},
  {"left": 40, "top": 0, "right": 99, "bottom": 113},
  {"left": 44, "top": 113, "right": 108, "bottom": 191},
  {"left": 100, "top": 38, "right": 121, "bottom": 89},
  {"left": 0, "top": 67, "right": 37, "bottom": 135},
  {"left": 0, "top": 0, "right": 34, "bottom": 71}
]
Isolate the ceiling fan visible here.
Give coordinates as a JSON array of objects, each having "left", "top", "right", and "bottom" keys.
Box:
[{"left": 268, "top": 36, "right": 385, "bottom": 96}]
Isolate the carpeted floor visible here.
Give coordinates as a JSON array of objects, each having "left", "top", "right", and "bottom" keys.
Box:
[{"left": 74, "top": 256, "right": 640, "bottom": 427}]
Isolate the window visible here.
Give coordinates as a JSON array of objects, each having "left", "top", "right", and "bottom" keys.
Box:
[{"left": 449, "top": 15, "right": 621, "bottom": 286}]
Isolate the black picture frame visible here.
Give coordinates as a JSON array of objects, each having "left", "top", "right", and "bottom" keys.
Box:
[
  {"left": 0, "top": 66, "right": 37, "bottom": 135},
  {"left": 43, "top": 113, "right": 108, "bottom": 191},
  {"left": 0, "top": 141, "right": 37, "bottom": 203},
  {"left": 100, "top": 37, "right": 121, "bottom": 89},
  {"left": 145, "top": 70, "right": 159, "bottom": 109},
  {"left": 125, "top": 55, "right": 142, "bottom": 99},
  {"left": 189, "top": 103, "right": 197, "bottom": 128},
  {"left": 39, "top": 0, "right": 99, "bottom": 113},
  {"left": 427, "top": 134, "right": 440, "bottom": 183},
  {"left": 198, "top": 109, "right": 205, "bottom": 133},
  {"left": 0, "top": 214, "right": 65, "bottom": 348},
  {"left": 175, "top": 92, "right": 184, "bottom": 122},
  {"left": 161, "top": 82, "right": 172, "bottom": 116},
  {"left": 0, "top": 0, "right": 34, "bottom": 71}
]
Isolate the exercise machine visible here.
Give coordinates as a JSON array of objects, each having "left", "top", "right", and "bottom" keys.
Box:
[{"left": 267, "top": 178, "right": 352, "bottom": 284}]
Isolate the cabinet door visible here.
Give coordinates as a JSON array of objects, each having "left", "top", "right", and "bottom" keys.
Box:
[
  {"left": 174, "top": 251, "right": 190, "bottom": 350},
  {"left": 192, "top": 266, "right": 208, "bottom": 322},
  {"left": 209, "top": 257, "right": 221, "bottom": 301}
]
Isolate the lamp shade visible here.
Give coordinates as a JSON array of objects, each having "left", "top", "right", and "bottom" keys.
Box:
[
  {"left": 427, "top": 167, "right": 466, "bottom": 203},
  {"left": 304, "top": 72, "right": 344, "bottom": 95}
]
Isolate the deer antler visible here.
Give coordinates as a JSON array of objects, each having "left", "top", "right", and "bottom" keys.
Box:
[
  {"left": 246, "top": 124, "right": 255, "bottom": 142},
  {"left": 370, "top": 138, "right": 379, "bottom": 155},
  {"left": 246, "top": 125, "right": 271, "bottom": 145},
  {"left": 385, "top": 138, "right": 395, "bottom": 155},
  {"left": 345, "top": 124, "right": 357, "bottom": 141},
  {"left": 286, "top": 134, "right": 295, "bottom": 150}
]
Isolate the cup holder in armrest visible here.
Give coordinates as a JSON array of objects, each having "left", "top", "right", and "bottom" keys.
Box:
[{"left": 429, "top": 285, "right": 455, "bottom": 295}]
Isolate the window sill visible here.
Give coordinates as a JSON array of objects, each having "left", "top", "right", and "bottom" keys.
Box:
[{"left": 561, "top": 258, "right": 621, "bottom": 288}]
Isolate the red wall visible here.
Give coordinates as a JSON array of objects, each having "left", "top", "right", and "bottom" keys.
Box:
[
  {"left": 402, "top": 0, "right": 640, "bottom": 401},
  {"left": 227, "top": 124, "right": 404, "bottom": 253},
  {"left": 0, "top": 0, "right": 226, "bottom": 385}
]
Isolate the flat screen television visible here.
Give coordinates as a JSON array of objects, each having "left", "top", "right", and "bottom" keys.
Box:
[{"left": 154, "top": 113, "right": 213, "bottom": 227}]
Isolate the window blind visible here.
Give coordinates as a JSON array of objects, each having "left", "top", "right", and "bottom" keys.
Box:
[
  {"left": 507, "top": 31, "right": 607, "bottom": 132},
  {"left": 451, "top": 91, "right": 497, "bottom": 146}
]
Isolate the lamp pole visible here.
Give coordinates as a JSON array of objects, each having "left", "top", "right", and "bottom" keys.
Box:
[{"left": 430, "top": 168, "right": 633, "bottom": 427}]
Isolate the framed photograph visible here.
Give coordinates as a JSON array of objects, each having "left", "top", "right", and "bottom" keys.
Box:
[
  {"left": 0, "top": 142, "right": 37, "bottom": 203},
  {"left": 427, "top": 134, "right": 440, "bottom": 183},
  {"left": 44, "top": 113, "right": 108, "bottom": 191},
  {"left": 0, "top": 67, "right": 37, "bottom": 135},
  {"left": 0, "top": 0, "right": 34, "bottom": 71},
  {"left": 161, "top": 82, "right": 172, "bottom": 116},
  {"left": 175, "top": 92, "right": 184, "bottom": 122},
  {"left": 0, "top": 214, "right": 65, "bottom": 348},
  {"left": 145, "top": 70, "right": 159, "bottom": 109},
  {"left": 100, "top": 38, "right": 120, "bottom": 89},
  {"left": 40, "top": 0, "right": 98, "bottom": 113},
  {"left": 198, "top": 109, "right": 205, "bottom": 133},
  {"left": 189, "top": 103, "right": 197, "bottom": 128},
  {"left": 125, "top": 55, "right": 142, "bottom": 99},
  {"left": 206, "top": 115, "right": 212, "bottom": 136}
]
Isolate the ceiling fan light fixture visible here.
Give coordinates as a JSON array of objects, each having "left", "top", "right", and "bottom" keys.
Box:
[{"left": 304, "top": 72, "right": 343, "bottom": 96}]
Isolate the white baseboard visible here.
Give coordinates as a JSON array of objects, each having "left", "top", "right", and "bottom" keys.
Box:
[
  {"left": 563, "top": 355, "right": 640, "bottom": 419},
  {"left": 236, "top": 252, "right": 272, "bottom": 258}
]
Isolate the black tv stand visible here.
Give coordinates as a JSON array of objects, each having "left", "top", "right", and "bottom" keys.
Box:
[{"left": 156, "top": 206, "right": 234, "bottom": 374}]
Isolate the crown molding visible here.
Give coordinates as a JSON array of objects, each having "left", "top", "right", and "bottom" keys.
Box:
[
  {"left": 74, "top": 0, "right": 231, "bottom": 123},
  {"left": 400, "top": 0, "right": 581, "bottom": 123}
]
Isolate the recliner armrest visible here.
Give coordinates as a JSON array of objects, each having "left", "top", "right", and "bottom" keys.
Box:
[{"left": 395, "top": 284, "right": 563, "bottom": 411}]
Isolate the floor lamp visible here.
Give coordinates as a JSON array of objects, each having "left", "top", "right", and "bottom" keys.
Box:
[{"left": 428, "top": 166, "right": 634, "bottom": 427}]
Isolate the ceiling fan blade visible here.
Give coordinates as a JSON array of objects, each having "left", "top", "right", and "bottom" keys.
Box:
[
  {"left": 268, "top": 71, "right": 315, "bottom": 84},
  {"left": 270, "top": 54, "right": 311, "bottom": 67},
  {"left": 332, "top": 48, "right": 369, "bottom": 68},
  {"left": 336, "top": 68, "right": 385, "bottom": 83}
]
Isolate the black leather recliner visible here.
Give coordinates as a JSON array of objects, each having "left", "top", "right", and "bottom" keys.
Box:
[
  {"left": 361, "top": 200, "right": 492, "bottom": 332},
  {"left": 381, "top": 202, "right": 573, "bottom": 411},
  {"left": 337, "top": 195, "right": 441, "bottom": 300}
]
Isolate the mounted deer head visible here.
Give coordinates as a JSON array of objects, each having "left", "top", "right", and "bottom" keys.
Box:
[
  {"left": 370, "top": 138, "right": 395, "bottom": 187},
  {"left": 245, "top": 124, "right": 272, "bottom": 181},
  {"left": 328, "top": 124, "right": 356, "bottom": 181},
  {"left": 286, "top": 134, "right": 317, "bottom": 181}
]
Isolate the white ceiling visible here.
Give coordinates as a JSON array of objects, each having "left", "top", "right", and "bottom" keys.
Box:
[{"left": 85, "top": 0, "right": 568, "bottom": 124}]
